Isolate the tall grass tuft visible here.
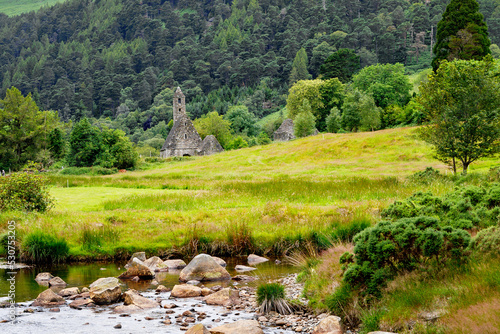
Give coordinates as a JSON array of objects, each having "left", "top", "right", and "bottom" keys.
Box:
[
  {"left": 226, "top": 222, "right": 254, "bottom": 254},
  {"left": 81, "top": 225, "right": 120, "bottom": 250},
  {"left": 330, "top": 217, "right": 371, "bottom": 242},
  {"left": 256, "top": 282, "right": 292, "bottom": 315},
  {"left": 21, "top": 231, "right": 69, "bottom": 263}
]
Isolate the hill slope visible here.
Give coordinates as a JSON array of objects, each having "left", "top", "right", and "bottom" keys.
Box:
[
  {"left": 0, "top": 0, "right": 64, "bottom": 16},
  {"left": 12, "top": 127, "right": 491, "bottom": 258}
]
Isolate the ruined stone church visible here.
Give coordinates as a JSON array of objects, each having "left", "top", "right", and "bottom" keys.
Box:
[{"left": 160, "top": 87, "right": 224, "bottom": 158}]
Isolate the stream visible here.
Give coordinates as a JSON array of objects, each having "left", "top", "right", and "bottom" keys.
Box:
[{"left": 0, "top": 257, "right": 300, "bottom": 334}]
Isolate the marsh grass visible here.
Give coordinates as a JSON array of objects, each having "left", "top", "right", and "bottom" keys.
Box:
[
  {"left": 256, "top": 282, "right": 293, "bottom": 315},
  {"left": 5, "top": 127, "right": 496, "bottom": 260},
  {"left": 21, "top": 230, "right": 69, "bottom": 264},
  {"left": 80, "top": 224, "right": 120, "bottom": 251}
]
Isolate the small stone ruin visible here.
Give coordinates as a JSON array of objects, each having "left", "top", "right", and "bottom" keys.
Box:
[
  {"left": 273, "top": 118, "right": 296, "bottom": 142},
  {"left": 160, "top": 87, "right": 224, "bottom": 157}
]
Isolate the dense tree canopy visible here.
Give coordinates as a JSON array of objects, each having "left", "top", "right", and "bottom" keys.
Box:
[
  {"left": 351, "top": 63, "right": 412, "bottom": 109},
  {"left": 432, "top": 0, "right": 491, "bottom": 71},
  {"left": 0, "top": 87, "right": 62, "bottom": 170},
  {"left": 0, "top": 0, "right": 498, "bottom": 142},
  {"left": 319, "top": 49, "right": 361, "bottom": 83}
]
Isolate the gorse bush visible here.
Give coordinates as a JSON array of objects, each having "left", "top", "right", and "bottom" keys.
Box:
[
  {"left": 469, "top": 226, "right": 500, "bottom": 257},
  {"left": 0, "top": 172, "right": 54, "bottom": 212},
  {"left": 382, "top": 183, "right": 500, "bottom": 229},
  {"left": 341, "top": 216, "right": 471, "bottom": 298},
  {"left": 409, "top": 167, "right": 442, "bottom": 184},
  {"left": 21, "top": 231, "right": 69, "bottom": 263},
  {"left": 256, "top": 283, "right": 292, "bottom": 315}
]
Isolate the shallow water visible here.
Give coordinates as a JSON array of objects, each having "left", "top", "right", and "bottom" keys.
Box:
[
  {"left": 0, "top": 257, "right": 298, "bottom": 334},
  {"left": 0, "top": 257, "right": 296, "bottom": 302}
]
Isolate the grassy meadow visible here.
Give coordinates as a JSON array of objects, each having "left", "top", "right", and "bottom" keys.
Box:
[
  {"left": 0, "top": 0, "right": 64, "bottom": 16},
  {"left": 4, "top": 126, "right": 499, "bottom": 260}
]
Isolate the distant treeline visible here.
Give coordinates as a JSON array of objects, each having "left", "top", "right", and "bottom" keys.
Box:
[{"left": 0, "top": 0, "right": 499, "bottom": 131}]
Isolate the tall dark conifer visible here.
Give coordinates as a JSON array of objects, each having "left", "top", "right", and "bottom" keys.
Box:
[{"left": 432, "top": 0, "right": 491, "bottom": 71}]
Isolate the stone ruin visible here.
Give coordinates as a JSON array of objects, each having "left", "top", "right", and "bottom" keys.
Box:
[
  {"left": 160, "top": 87, "right": 224, "bottom": 157},
  {"left": 273, "top": 118, "right": 296, "bottom": 142}
]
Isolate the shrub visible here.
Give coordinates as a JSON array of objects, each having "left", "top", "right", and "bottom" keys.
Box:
[
  {"left": 342, "top": 216, "right": 471, "bottom": 298},
  {"left": 0, "top": 172, "right": 54, "bottom": 212},
  {"left": 21, "top": 231, "right": 69, "bottom": 263},
  {"left": 382, "top": 183, "right": 500, "bottom": 228},
  {"left": 469, "top": 226, "right": 500, "bottom": 257},
  {"left": 59, "top": 166, "right": 118, "bottom": 175},
  {"left": 256, "top": 283, "right": 292, "bottom": 315},
  {"left": 409, "top": 167, "right": 442, "bottom": 184}
]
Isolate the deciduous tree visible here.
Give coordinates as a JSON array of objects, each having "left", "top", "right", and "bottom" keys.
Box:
[{"left": 418, "top": 58, "right": 500, "bottom": 174}]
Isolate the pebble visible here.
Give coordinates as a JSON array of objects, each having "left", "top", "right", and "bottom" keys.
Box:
[{"left": 114, "top": 324, "right": 122, "bottom": 329}]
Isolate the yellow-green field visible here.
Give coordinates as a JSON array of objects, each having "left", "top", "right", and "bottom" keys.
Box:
[
  {"left": 0, "top": 0, "right": 64, "bottom": 16},
  {"left": 2, "top": 127, "right": 498, "bottom": 258}
]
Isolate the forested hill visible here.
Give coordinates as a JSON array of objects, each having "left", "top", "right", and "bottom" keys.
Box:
[{"left": 1, "top": 0, "right": 499, "bottom": 138}]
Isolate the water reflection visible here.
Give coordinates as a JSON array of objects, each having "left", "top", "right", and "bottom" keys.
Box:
[{"left": 0, "top": 257, "right": 297, "bottom": 302}]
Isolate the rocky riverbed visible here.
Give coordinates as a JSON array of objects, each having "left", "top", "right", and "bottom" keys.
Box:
[
  {"left": 0, "top": 273, "right": 341, "bottom": 334},
  {"left": 0, "top": 253, "right": 362, "bottom": 334}
]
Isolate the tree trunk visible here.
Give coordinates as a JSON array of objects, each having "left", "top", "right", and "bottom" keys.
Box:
[
  {"left": 462, "top": 160, "right": 469, "bottom": 175},
  {"left": 452, "top": 156, "right": 456, "bottom": 174}
]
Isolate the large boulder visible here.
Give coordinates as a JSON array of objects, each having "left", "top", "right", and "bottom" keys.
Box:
[
  {"left": 179, "top": 254, "right": 231, "bottom": 282},
  {"left": 123, "top": 289, "right": 159, "bottom": 309},
  {"left": 187, "top": 324, "right": 211, "bottom": 334},
  {"left": 210, "top": 320, "right": 264, "bottom": 334},
  {"left": 32, "top": 289, "right": 66, "bottom": 307},
  {"left": 118, "top": 258, "right": 155, "bottom": 279},
  {"left": 312, "top": 315, "right": 343, "bottom": 334},
  {"left": 170, "top": 284, "right": 202, "bottom": 298},
  {"left": 163, "top": 259, "right": 187, "bottom": 269},
  {"left": 35, "top": 272, "right": 54, "bottom": 283},
  {"left": 89, "top": 277, "right": 122, "bottom": 305},
  {"left": 48, "top": 277, "right": 67, "bottom": 287},
  {"left": 204, "top": 288, "right": 241, "bottom": 307},
  {"left": 143, "top": 256, "right": 168, "bottom": 272},
  {"left": 247, "top": 254, "right": 268, "bottom": 265}
]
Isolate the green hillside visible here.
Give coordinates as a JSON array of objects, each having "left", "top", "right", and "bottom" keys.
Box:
[
  {"left": 4, "top": 126, "right": 495, "bottom": 260},
  {"left": 0, "top": 0, "right": 64, "bottom": 16}
]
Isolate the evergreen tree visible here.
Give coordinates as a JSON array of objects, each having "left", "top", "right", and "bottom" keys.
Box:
[
  {"left": 67, "top": 118, "right": 102, "bottom": 167},
  {"left": 319, "top": 49, "right": 360, "bottom": 83},
  {"left": 289, "top": 48, "right": 311, "bottom": 85},
  {"left": 432, "top": 0, "right": 491, "bottom": 71}
]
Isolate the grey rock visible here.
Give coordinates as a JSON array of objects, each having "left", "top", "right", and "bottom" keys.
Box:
[
  {"left": 235, "top": 265, "right": 257, "bottom": 272},
  {"left": 118, "top": 258, "right": 155, "bottom": 279},
  {"left": 89, "top": 277, "right": 122, "bottom": 305},
  {"left": 179, "top": 254, "right": 231, "bottom": 282},
  {"left": 247, "top": 254, "right": 269, "bottom": 265}
]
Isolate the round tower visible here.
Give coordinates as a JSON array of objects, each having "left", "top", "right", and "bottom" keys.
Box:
[{"left": 173, "top": 87, "right": 186, "bottom": 124}]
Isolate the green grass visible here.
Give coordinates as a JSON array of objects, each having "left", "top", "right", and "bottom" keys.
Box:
[
  {"left": 0, "top": 0, "right": 65, "bottom": 16},
  {"left": 3, "top": 127, "right": 500, "bottom": 259},
  {"left": 255, "top": 108, "right": 289, "bottom": 128}
]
